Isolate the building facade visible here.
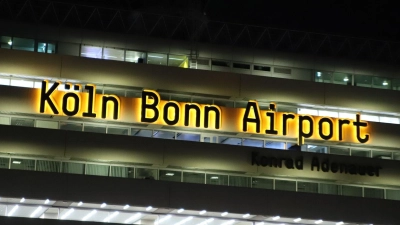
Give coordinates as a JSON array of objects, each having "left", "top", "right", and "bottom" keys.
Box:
[{"left": 0, "top": 3, "right": 400, "bottom": 225}]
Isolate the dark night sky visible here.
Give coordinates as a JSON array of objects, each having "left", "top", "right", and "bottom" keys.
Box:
[{"left": 204, "top": 0, "right": 400, "bottom": 41}]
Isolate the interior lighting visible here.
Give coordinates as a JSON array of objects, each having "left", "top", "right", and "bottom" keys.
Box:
[
  {"left": 77, "top": 201, "right": 83, "bottom": 206},
  {"left": 272, "top": 216, "right": 280, "bottom": 220},
  {"left": 196, "top": 218, "right": 214, "bottom": 225},
  {"left": 315, "top": 220, "right": 323, "bottom": 224},
  {"left": 336, "top": 222, "right": 344, "bottom": 225},
  {"left": 242, "top": 213, "right": 250, "bottom": 218},
  {"left": 20, "top": 198, "right": 25, "bottom": 203},
  {"left": 7, "top": 40, "right": 12, "bottom": 46},
  {"left": 317, "top": 72, "right": 321, "bottom": 77},
  {"left": 294, "top": 218, "right": 302, "bottom": 222},
  {"left": 82, "top": 210, "right": 97, "bottom": 221},
  {"left": 44, "top": 199, "right": 50, "bottom": 204},
  {"left": 124, "top": 212, "right": 141, "bottom": 224},
  {"left": 146, "top": 206, "right": 153, "bottom": 211},
  {"left": 166, "top": 173, "right": 175, "bottom": 176},
  {"left": 155, "top": 215, "right": 171, "bottom": 224},
  {"left": 123, "top": 205, "right": 129, "bottom": 209},
  {"left": 61, "top": 208, "right": 74, "bottom": 220},
  {"left": 210, "top": 176, "right": 219, "bottom": 179},
  {"left": 177, "top": 208, "right": 184, "bottom": 213},
  {"left": 103, "top": 211, "right": 119, "bottom": 222},
  {"left": 169, "top": 58, "right": 184, "bottom": 60},
  {"left": 383, "top": 81, "right": 388, "bottom": 86},
  {"left": 255, "top": 223, "right": 264, "bottom": 225},
  {"left": 13, "top": 161, "right": 21, "bottom": 164},
  {"left": 343, "top": 77, "right": 349, "bottom": 82},
  {"left": 174, "top": 216, "right": 193, "bottom": 225},
  {"left": 8, "top": 205, "right": 18, "bottom": 216},
  {"left": 221, "top": 212, "right": 228, "bottom": 216},
  {"left": 148, "top": 55, "right": 164, "bottom": 58},
  {"left": 199, "top": 210, "right": 207, "bottom": 215},
  {"left": 100, "top": 203, "right": 107, "bottom": 208},
  {"left": 221, "top": 219, "right": 235, "bottom": 225},
  {"left": 30, "top": 206, "right": 43, "bottom": 217}
]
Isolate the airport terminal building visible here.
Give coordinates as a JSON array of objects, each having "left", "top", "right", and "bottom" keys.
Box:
[{"left": 0, "top": 1, "right": 400, "bottom": 225}]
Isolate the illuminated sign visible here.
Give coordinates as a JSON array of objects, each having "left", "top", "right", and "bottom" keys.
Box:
[{"left": 36, "top": 81, "right": 370, "bottom": 145}]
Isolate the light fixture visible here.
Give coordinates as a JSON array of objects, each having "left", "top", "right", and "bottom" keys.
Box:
[
  {"left": 20, "top": 198, "right": 25, "bottom": 203},
  {"left": 174, "top": 216, "right": 193, "bottom": 225},
  {"left": 61, "top": 208, "right": 74, "bottom": 220},
  {"left": 44, "top": 199, "right": 50, "bottom": 204},
  {"left": 177, "top": 208, "right": 184, "bottom": 213},
  {"left": 210, "top": 176, "right": 219, "bottom": 180},
  {"left": 169, "top": 58, "right": 184, "bottom": 60},
  {"left": 103, "top": 211, "right": 119, "bottom": 222},
  {"left": 146, "top": 206, "right": 153, "bottom": 211},
  {"left": 77, "top": 201, "right": 83, "bottom": 206},
  {"left": 294, "top": 218, "right": 302, "bottom": 222},
  {"left": 336, "top": 222, "right": 344, "bottom": 225},
  {"left": 343, "top": 77, "right": 349, "bottom": 82},
  {"left": 30, "top": 206, "right": 43, "bottom": 217},
  {"left": 242, "top": 213, "right": 250, "bottom": 218},
  {"left": 383, "top": 81, "right": 388, "bottom": 86},
  {"left": 155, "top": 215, "right": 171, "bottom": 224},
  {"left": 315, "top": 219, "right": 323, "bottom": 224},
  {"left": 317, "top": 72, "right": 321, "bottom": 77},
  {"left": 148, "top": 55, "right": 164, "bottom": 58},
  {"left": 221, "top": 212, "right": 228, "bottom": 216},
  {"left": 124, "top": 212, "right": 142, "bottom": 224},
  {"left": 166, "top": 173, "right": 175, "bottom": 176},
  {"left": 123, "top": 205, "right": 129, "bottom": 209},
  {"left": 255, "top": 223, "right": 264, "bottom": 225},
  {"left": 8, "top": 205, "right": 18, "bottom": 216},
  {"left": 82, "top": 210, "right": 97, "bottom": 221},
  {"left": 13, "top": 161, "right": 21, "bottom": 164},
  {"left": 7, "top": 40, "right": 12, "bottom": 46},
  {"left": 272, "top": 216, "right": 280, "bottom": 220},
  {"left": 199, "top": 210, "right": 207, "bottom": 215},
  {"left": 197, "top": 218, "right": 214, "bottom": 225},
  {"left": 221, "top": 219, "right": 235, "bottom": 225},
  {"left": 100, "top": 203, "right": 107, "bottom": 208}
]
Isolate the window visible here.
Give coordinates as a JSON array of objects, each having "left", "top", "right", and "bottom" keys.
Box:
[
  {"left": 131, "top": 129, "right": 153, "bottom": 137},
  {"left": 305, "top": 145, "right": 328, "bottom": 154},
  {"left": 275, "top": 180, "right": 296, "bottom": 191},
  {"left": 10, "top": 79, "right": 34, "bottom": 88},
  {"left": 110, "top": 166, "right": 134, "bottom": 178},
  {"left": 354, "top": 74, "right": 372, "bottom": 88},
  {"left": 219, "top": 136, "right": 241, "bottom": 145},
  {"left": 153, "top": 130, "right": 175, "bottom": 139},
  {"left": 81, "top": 45, "right": 102, "bottom": 59},
  {"left": 103, "top": 47, "right": 124, "bottom": 61},
  {"left": 298, "top": 108, "right": 318, "bottom": 116},
  {"left": 11, "top": 117, "right": 34, "bottom": 127},
  {"left": 372, "top": 151, "right": 392, "bottom": 160},
  {"left": 265, "top": 141, "right": 285, "bottom": 150},
  {"left": 333, "top": 73, "right": 351, "bottom": 85},
  {"left": 242, "top": 138, "right": 263, "bottom": 148},
  {"left": 125, "top": 50, "right": 146, "bottom": 63},
  {"left": 351, "top": 149, "right": 370, "bottom": 158},
  {"left": 0, "top": 158, "right": 9, "bottom": 169},
  {"left": 229, "top": 176, "right": 251, "bottom": 187},
  {"left": 168, "top": 55, "right": 188, "bottom": 68},
  {"left": 36, "top": 120, "right": 58, "bottom": 129},
  {"left": 159, "top": 170, "right": 181, "bottom": 182},
  {"left": 233, "top": 63, "right": 250, "bottom": 69},
  {"left": 86, "top": 164, "right": 109, "bottom": 176},
  {"left": 380, "top": 116, "right": 399, "bottom": 124},
  {"left": 36, "top": 160, "right": 60, "bottom": 172},
  {"left": 10, "top": 158, "right": 35, "bottom": 170},
  {"left": 212, "top": 60, "right": 230, "bottom": 67},
  {"left": 342, "top": 185, "right": 362, "bottom": 197},
  {"left": 107, "top": 127, "right": 129, "bottom": 135},
  {"left": 84, "top": 125, "right": 106, "bottom": 134},
  {"left": 62, "top": 162, "right": 85, "bottom": 174},
  {"left": 252, "top": 178, "right": 273, "bottom": 189},
  {"left": 253, "top": 65, "right": 270, "bottom": 71},
  {"left": 330, "top": 147, "right": 349, "bottom": 156},
  {"left": 136, "top": 168, "right": 157, "bottom": 180},
  {"left": 206, "top": 174, "right": 228, "bottom": 186},
  {"left": 183, "top": 172, "right": 205, "bottom": 184},
  {"left": 176, "top": 133, "right": 200, "bottom": 142},
  {"left": 297, "top": 181, "right": 318, "bottom": 193},
  {"left": 37, "top": 42, "right": 56, "bottom": 54},
  {"left": 319, "top": 183, "right": 339, "bottom": 195},
  {"left": 12, "top": 37, "right": 34, "bottom": 51},
  {"left": 364, "top": 188, "right": 384, "bottom": 199},
  {"left": 315, "top": 71, "right": 332, "bottom": 83},
  {"left": 60, "top": 122, "right": 83, "bottom": 132},
  {"left": 0, "top": 36, "right": 12, "bottom": 49},
  {"left": 372, "top": 77, "right": 390, "bottom": 89},
  {"left": 147, "top": 53, "right": 167, "bottom": 66},
  {"left": 387, "top": 189, "right": 400, "bottom": 200}
]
